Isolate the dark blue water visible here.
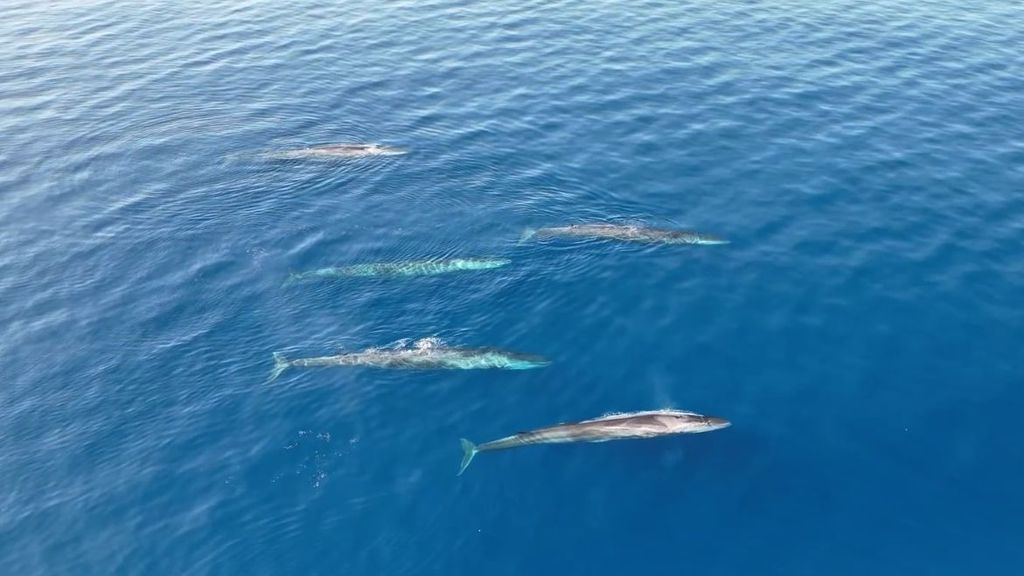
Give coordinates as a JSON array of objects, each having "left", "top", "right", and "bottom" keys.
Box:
[{"left": 2, "top": 0, "right": 1023, "bottom": 573}]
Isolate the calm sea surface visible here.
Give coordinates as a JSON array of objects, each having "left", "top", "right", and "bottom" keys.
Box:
[{"left": 2, "top": 0, "right": 1023, "bottom": 573}]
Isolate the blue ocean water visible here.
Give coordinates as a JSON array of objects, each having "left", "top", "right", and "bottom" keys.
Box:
[{"left": 2, "top": 0, "right": 1023, "bottom": 573}]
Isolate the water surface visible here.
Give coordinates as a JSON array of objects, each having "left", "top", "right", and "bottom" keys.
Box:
[{"left": 1, "top": 0, "right": 1022, "bottom": 574}]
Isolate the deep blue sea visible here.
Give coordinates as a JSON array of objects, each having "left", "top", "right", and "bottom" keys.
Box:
[{"left": 2, "top": 0, "right": 1023, "bottom": 573}]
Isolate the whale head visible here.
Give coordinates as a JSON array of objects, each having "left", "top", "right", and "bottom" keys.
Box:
[
  {"left": 368, "top": 144, "right": 408, "bottom": 156},
  {"left": 692, "top": 236, "right": 729, "bottom": 245},
  {"left": 464, "top": 350, "right": 551, "bottom": 370},
  {"left": 660, "top": 411, "right": 731, "bottom": 433},
  {"left": 500, "top": 351, "right": 551, "bottom": 369}
]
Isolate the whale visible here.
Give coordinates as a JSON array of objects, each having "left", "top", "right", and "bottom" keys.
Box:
[
  {"left": 284, "top": 258, "right": 510, "bottom": 285},
  {"left": 264, "top": 143, "right": 406, "bottom": 159},
  {"left": 458, "top": 409, "right": 730, "bottom": 475},
  {"left": 522, "top": 224, "right": 727, "bottom": 245},
  {"left": 269, "top": 338, "right": 549, "bottom": 382}
]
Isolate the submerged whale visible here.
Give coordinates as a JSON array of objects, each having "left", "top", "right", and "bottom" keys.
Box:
[
  {"left": 284, "top": 257, "right": 510, "bottom": 285},
  {"left": 264, "top": 143, "right": 407, "bottom": 160},
  {"left": 523, "top": 224, "right": 727, "bottom": 245},
  {"left": 269, "top": 338, "right": 548, "bottom": 382},
  {"left": 458, "top": 409, "right": 730, "bottom": 475}
]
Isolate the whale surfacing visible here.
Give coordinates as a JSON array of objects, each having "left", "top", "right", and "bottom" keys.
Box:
[
  {"left": 284, "top": 258, "right": 510, "bottom": 285},
  {"left": 269, "top": 338, "right": 548, "bottom": 381},
  {"left": 265, "top": 143, "right": 406, "bottom": 160},
  {"left": 525, "top": 224, "right": 727, "bottom": 245},
  {"left": 458, "top": 409, "right": 731, "bottom": 474}
]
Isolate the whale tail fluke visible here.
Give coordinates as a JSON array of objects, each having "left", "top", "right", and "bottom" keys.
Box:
[
  {"left": 458, "top": 438, "right": 479, "bottom": 476},
  {"left": 269, "top": 352, "right": 290, "bottom": 383},
  {"left": 518, "top": 228, "right": 537, "bottom": 244}
]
